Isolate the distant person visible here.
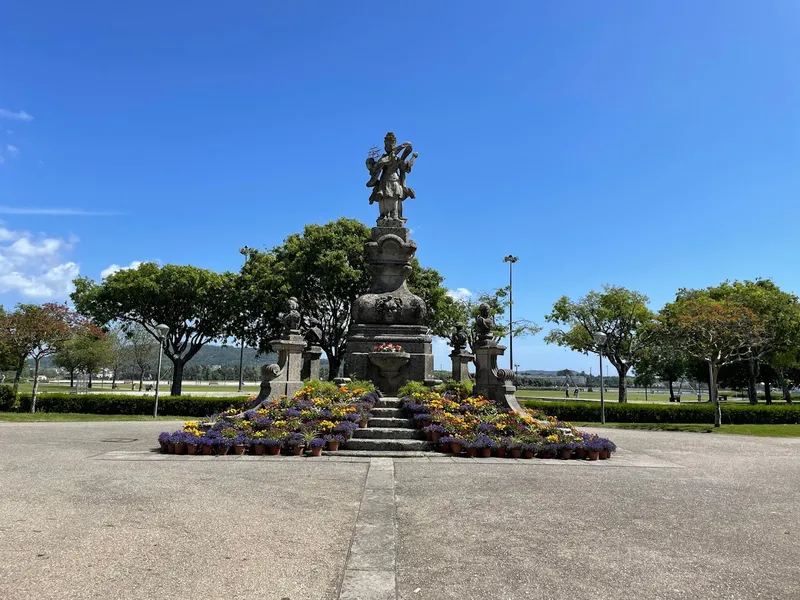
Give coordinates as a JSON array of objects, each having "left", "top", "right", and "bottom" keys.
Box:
[
  {"left": 573, "top": 387, "right": 580, "bottom": 398},
  {"left": 565, "top": 387, "right": 570, "bottom": 398}
]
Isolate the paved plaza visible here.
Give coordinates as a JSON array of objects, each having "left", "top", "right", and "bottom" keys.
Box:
[{"left": 0, "top": 421, "right": 798, "bottom": 600}]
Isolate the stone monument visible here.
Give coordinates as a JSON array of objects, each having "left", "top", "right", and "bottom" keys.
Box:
[
  {"left": 448, "top": 323, "right": 473, "bottom": 383},
  {"left": 301, "top": 317, "right": 324, "bottom": 381},
  {"left": 472, "top": 303, "right": 525, "bottom": 412},
  {"left": 344, "top": 132, "right": 434, "bottom": 393}
]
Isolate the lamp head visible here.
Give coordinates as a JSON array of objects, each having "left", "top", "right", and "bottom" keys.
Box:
[
  {"left": 592, "top": 331, "right": 607, "bottom": 346},
  {"left": 503, "top": 255, "right": 519, "bottom": 264},
  {"left": 156, "top": 324, "right": 170, "bottom": 339}
]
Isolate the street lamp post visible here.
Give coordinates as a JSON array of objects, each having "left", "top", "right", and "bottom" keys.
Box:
[
  {"left": 237, "top": 335, "right": 245, "bottom": 393},
  {"left": 503, "top": 255, "right": 519, "bottom": 370},
  {"left": 153, "top": 324, "right": 169, "bottom": 418},
  {"left": 593, "top": 331, "right": 607, "bottom": 425}
]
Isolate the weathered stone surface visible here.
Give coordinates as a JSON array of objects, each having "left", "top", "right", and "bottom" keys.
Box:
[
  {"left": 450, "top": 350, "right": 473, "bottom": 383},
  {"left": 301, "top": 346, "right": 323, "bottom": 381}
]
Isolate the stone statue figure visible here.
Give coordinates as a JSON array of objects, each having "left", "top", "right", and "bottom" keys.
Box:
[
  {"left": 474, "top": 303, "right": 495, "bottom": 342},
  {"left": 366, "top": 131, "right": 418, "bottom": 221},
  {"left": 303, "top": 316, "right": 323, "bottom": 347},
  {"left": 449, "top": 323, "right": 470, "bottom": 353},
  {"left": 282, "top": 297, "right": 302, "bottom": 334}
]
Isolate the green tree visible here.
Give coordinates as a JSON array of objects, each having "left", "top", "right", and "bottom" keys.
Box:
[
  {"left": 239, "top": 218, "right": 456, "bottom": 380},
  {"left": 71, "top": 263, "right": 236, "bottom": 396},
  {"left": 662, "top": 293, "right": 763, "bottom": 427},
  {"left": 545, "top": 285, "right": 654, "bottom": 403},
  {"left": 123, "top": 323, "right": 158, "bottom": 391},
  {"left": 53, "top": 330, "right": 110, "bottom": 387},
  {"left": 447, "top": 286, "right": 540, "bottom": 345}
]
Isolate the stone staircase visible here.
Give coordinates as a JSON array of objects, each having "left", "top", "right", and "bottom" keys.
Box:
[{"left": 337, "top": 397, "right": 434, "bottom": 456}]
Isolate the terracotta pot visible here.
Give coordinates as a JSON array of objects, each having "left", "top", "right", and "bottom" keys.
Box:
[
  {"left": 495, "top": 447, "right": 507, "bottom": 458},
  {"left": 439, "top": 441, "right": 451, "bottom": 453},
  {"left": 290, "top": 445, "right": 304, "bottom": 456},
  {"left": 359, "top": 420, "right": 368, "bottom": 428},
  {"left": 167, "top": 443, "right": 175, "bottom": 454},
  {"left": 159, "top": 442, "right": 168, "bottom": 454},
  {"left": 326, "top": 440, "right": 340, "bottom": 451},
  {"left": 480, "top": 447, "right": 492, "bottom": 458},
  {"left": 539, "top": 452, "right": 555, "bottom": 459},
  {"left": 216, "top": 445, "right": 229, "bottom": 456},
  {"left": 425, "top": 430, "right": 433, "bottom": 441},
  {"left": 450, "top": 442, "right": 463, "bottom": 455},
  {"left": 575, "top": 448, "right": 586, "bottom": 459},
  {"left": 600, "top": 449, "right": 610, "bottom": 460},
  {"left": 201, "top": 445, "right": 213, "bottom": 455},
  {"left": 420, "top": 420, "right": 431, "bottom": 429},
  {"left": 310, "top": 446, "right": 322, "bottom": 457},
  {"left": 267, "top": 445, "right": 281, "bottom": 456},
  {"left": 560, "top": 449, "right": 572, "bottom": 460},
  {"left": 186, "top": 444, "right": 198, "bottom": 456},
  {"left": 466, "top": 447, "right": 477, "bottom": 458},
  {"left": 510, "top": 448, "right": 522, "bottom": 458},
  {"left": 522, "top": 449, "right": 534, "bottom": 459},
  {"left": 174, "top": 443, "right": 186, "bottom": 455},
  {"left": 253, "top": 444, "right": 266, "bottom": 456},
  {"left": 233, "top": 444, "right": 246, "bottom": 456},
  {"left": 587, "top": 450, "right": 600, "bottom": 461},
  {"left": 431, "top": 431, "right": 442, "bottom": 443}
]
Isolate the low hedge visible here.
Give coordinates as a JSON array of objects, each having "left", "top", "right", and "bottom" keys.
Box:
[
  {"left": 16, "top": 393, "right": 246, "bottom": 417},
  {"left": 522, "top": 400, "right": 800, "bottom": 425}
]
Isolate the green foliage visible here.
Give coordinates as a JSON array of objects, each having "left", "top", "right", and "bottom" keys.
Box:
[
  {"left": 448, "top": 286, "right": 540, "bottom": 342},
  {"left": 521, "top": 400, "right": 800, "bottom": 425},
  {"left": 434, "top": 379, "right": 473, "bottom": 399},
  {"left": 0, "top": 384, "right": 17, "bottom": 411},
  {"left": 398, "top": 380, "right": 432, "bottom": 398},
  {"left": 16, "top": 393, "right": 245, "bottom": 417}
]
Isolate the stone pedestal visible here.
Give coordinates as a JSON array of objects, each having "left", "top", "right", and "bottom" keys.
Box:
[
  {"left": 252, "top": 332, "right": 306, "bottom": 406},
  {"left": 344, "top": 219, "right": 434, "bottom": 391},
  {"left": 450, "top": 350, "right": 474, "bottom": 383},
  {"left": 472, "top": 339, "right": 525, "bottom": 412},
  {"left": 301, "top": 346, "right": 323, "bottom": 381}
]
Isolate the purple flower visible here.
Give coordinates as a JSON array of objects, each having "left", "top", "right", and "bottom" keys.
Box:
[
  {"left": 199, "top": 436, "right": 214, "bottom": 446},
  {"left": 234, "top": 435, "right": 250, "bottom": 446},
  {"left": 286, "top": 432, "right": 305, "bottom": 447},
  {"left": 469, "top": 434, "right": 495, "bottom": 449},
  {"left": 423, "top": 424, "right": 445, "bottom": 434},
  {"left": 333, "top": 421, "right": 358, "bottom": 433},
  {"left": 215, "top": 437, "right": 233, "bottom": 448},
  {"left": 324, "top": 434, "right": 345, "bottom": 443},
  {"left": 158, "top": 432, "right": 170, "bottom": 444},
  {"left": 307, "top": 437, "right": 326, "bottom": 448},
  {"left": 283, "top": 409, "right": 302, "bottom": 418}
]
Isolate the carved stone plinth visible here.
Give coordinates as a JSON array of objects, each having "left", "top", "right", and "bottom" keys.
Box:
[
  {"left": 301, "top": 346, "right": 323, "bottom": 381},
  {"left": 251, "top": 333, "right": 306, "bottom": 407},
  {"left": 450, "top": 350, "right": 473, "bottom": 383},
  {"left": 369, "top": 351, "right": 410, "bottom": 396},
  {"left": 472, "top": 339, "right": 524, "bottom": 412}
]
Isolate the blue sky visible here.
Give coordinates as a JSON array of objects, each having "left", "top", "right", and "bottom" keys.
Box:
[{"left": 1, "top": 1, "right": 798, "bottom": 372}]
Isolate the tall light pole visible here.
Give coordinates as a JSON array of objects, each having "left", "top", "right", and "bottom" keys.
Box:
[
  {"left": 503, "top": 255, "right": 519, "bottom": 370},
  {"left": 593, "top": 331, "right": 607, "bottom": 425},
  {"left": 237, "top": 247, "right": 252, "bottom": 394},
  {"left": 153, "top": 324, "right": 169, "bottom": 418}
]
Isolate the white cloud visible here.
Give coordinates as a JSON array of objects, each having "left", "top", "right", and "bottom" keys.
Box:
[
  {"left": 7, "top": 144, "right": 18, "bottom": 155},
  {"left": 446, "top": 287, "right": 472, "bottom": 301},
  {"left": 0, "top": 109, "right": 34, "bottom": 121},
  {"left": 0, "top": 206, "right": 121, "bottom": 216},
  {"left": 101, "top": 260, "right": 143, "bottom": 279},
  {"left": 0, "top": 226, "right": 79, "bottom": 299}
]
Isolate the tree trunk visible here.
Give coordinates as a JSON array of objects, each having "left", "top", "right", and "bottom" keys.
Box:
[
  {"left": 764, "top": 381, "right": 772, "bottom": 405},
  {"left": 711, "top": 363, "right": 721, "bottom": 427},
  {"left": 31, "top": 358, "right": 41, "bottom": 413},
  {"left": 13, "top": 355, "right": 24, "bottom": 395},
  {"left": 170, "top": 360, "right": 184, "bottom": 396},
  {"left": 616, "top": 365, "right": 629, "bottom": 403},
  {"left": 747, "top": 357, "right": 758, "bottom": 405},
  {"left": 111, "top": 367, "right": 118, "bottom": 389},
  {"left": 668, "top": 379, "right": 675, "bottom": 401},
  {"left": 327, "top": 354, "right": 341, "bottom": 382},
  {"left": 782, "top": 375, "right": 792, "bottom": 404},
  {"left": 138, "top": 367, "right": 144, "bottom": 391},
  {"left": 88, "top": 371, "right": 93, "bottom": 389},
  {"left": 69, "top": 368, "right": 75, "bottom": 388},
  {"left": 644, "top": 386, "right": 648, "bottom": 401}
]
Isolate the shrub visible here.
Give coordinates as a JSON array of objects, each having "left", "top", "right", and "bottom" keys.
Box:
[
  {"left": 521, "top": 400, "right": 800, "bottom": 425},
  {"left": 15, "top": 393, "right": 246, "bottom": 417},
  {"left": 398, "top": 381, "right": 431, "bottom": 397},
  {"left": 0, "top": 385, "right": 17, "bottom": 411}
]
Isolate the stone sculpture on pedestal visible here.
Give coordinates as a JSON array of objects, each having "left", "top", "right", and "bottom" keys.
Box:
[
  {"left": 472, "top": 303, "right": 525, "bottom": 412},
  {"left": 449, "top": 323, "right": 473, "bottom": 383},
  {"left": 345, "top": 132, "right": 434, "bottom": 392},
  {"left": 301, "top": 317, "right": 324, "bottom": 381}
]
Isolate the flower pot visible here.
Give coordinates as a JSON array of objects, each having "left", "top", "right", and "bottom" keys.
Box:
[
  {"left": 326, "top": 440, "right": 340, "bottom": 451},
  {"left": 495, "top": 447, "right": 507, "bottom": 458},
  {"left": 174, "top": 443, "right": 186, "bottom": 455},
  {"left": 253, "top": 445, "right": 266, "bottom": 456},
  {"left": 233, "top": 444, "right": 246, "bottom": 456},
  {"left": 216, "top": 445, "right": 229, "bottom": 456},
  {"left": 201, "top": 445, "right": 213, "bottom": 455},
  {"left": 522, "top": 449, "right": 534, "bottom": 459},
  {"left": 167, "top": 443, "right": 175, "bottom": 454},
  {"left": 466, "top": 447, "right": 477, "bottom": 458},
  {"left": 587, "top": 450, "right": 600, "bottom": 461},
  {"left": 450, "top": 442, "right": 463, "bottom": 455},
  {"left": 560, "top": 449, "right": 571, "bottom": 460},
  {"left": 267, "top": 446, "right": 281, "bottom": 456},
  {"left": 480, "top": 447, "right": 492, "bottom": 458},
  {"left": 359, "top": 420, "right": 368, "bottom": 428},
  {"left": 310, "top": 446, "right": 322, "bottom": 457},
  {"left": 439, "top": 441, "right": 451, "bottom": 453},
  {"left": 539, "top": 452, "right": 555, "bottom": 459},
  {"left": 186, "top": 444, "right": 198, "bottom": 456},
  {"left": 420, "top": 420, "right": 431, "bottom": 429},
  {"left": 159, "top": 442, "right": 168, "bottom": 454},
  {"left": 425, "top": 430, "right": 433, "bottom": 441},
  {"left": 431, "top": 431, "right": 442, "bottom": 443},
  {"left": 600, "top": 449, "right": 610, "bottom": 460},
  {"left": 510, "top": 448, "right": 522, "bottom": 458},
  {"left": 290, "top": 445, "right": 304, "bottom": 456}
]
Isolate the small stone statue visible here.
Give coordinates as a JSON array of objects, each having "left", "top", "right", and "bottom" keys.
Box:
[
  {"left": 303, "top": 316, "right": 323, "bottom": 347},
  {"left": 282, "top": 296, "right": 302, "bottom": 334},
  {"left": 474, "top": 303, "right": 495, "bottom": 342},
  {"left": 366, "top": 131, "right": 418, "bottom": 221},
  {"left": 449, "top": 323, "right": 470, "bottom": 353}
]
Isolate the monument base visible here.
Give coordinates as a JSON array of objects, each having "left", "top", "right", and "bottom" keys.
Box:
[{"left": 472, "top": 340, "right": 525, "bottom": 413}]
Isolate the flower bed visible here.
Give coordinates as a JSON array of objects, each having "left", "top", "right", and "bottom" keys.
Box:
[
  {"left": 401, "top": 383, "right": 616, "bottom": 460},
  {"left": 157, "top": 381, "right": 376, "bottom": 457}
]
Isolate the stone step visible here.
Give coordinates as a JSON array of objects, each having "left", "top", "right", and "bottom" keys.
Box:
[
  {"left": 343, "top": 438, "right": 434, "bottom": 452},
  {"left": 368, "top": 417, "right": 415, "bottom": 428},
  {"left": 375, "top": 397, "right": 402, "bottom": 409},
  {"left": 370, "top": 407, "right": 405, "bottom": 418},
  {"left": 323, "top": 450, "right": 432, "bottom": 458},
  {"left": 353, "top": 427, "right": 422, "bottom": 440}
]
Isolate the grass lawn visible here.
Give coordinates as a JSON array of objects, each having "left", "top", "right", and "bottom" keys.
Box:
[
  {"left": 0, "top": 412, "right": 192, "bottom": 422},
  {"left": 515, "top": 389, "right": 758, "bottom": 404},
  {"left": 577, "top": 422, "right": 800, "bottom": 437},
  {"left": 10, "top": 382, "right": 258, "bottom": 395}
]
